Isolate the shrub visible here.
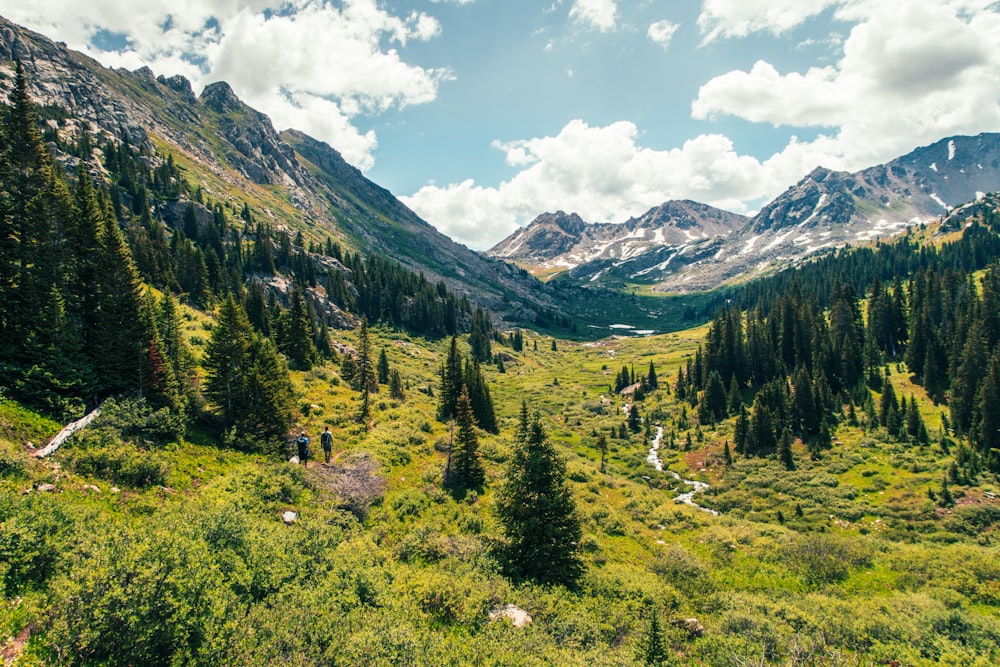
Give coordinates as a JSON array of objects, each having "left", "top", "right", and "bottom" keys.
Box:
[{"left": 69, "top": 445, "right": 168, "bottom": 488}]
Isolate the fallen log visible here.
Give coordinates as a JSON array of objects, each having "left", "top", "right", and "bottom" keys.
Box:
[{"left": 34, "top": 407, "right": 101, "bottom": 458}]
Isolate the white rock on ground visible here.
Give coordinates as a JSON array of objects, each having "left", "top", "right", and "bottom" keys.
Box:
[{"left": 488, "top": 604, "right": 532, "bottom": 628}]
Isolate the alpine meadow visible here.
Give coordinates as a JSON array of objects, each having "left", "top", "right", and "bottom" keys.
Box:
[{"left": 2, "top": 12, "right": 1000, "bottom": 667}]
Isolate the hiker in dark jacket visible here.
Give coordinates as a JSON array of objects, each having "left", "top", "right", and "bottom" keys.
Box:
[
  {"left": 296, "top": 431, "right": 309, "bottom": 466},
  {"left": 320, "top": 426, "right": 333, "bottom": 464}
]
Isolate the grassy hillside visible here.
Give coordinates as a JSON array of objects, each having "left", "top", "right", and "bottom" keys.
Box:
[{"left": 2, "top": 321, "right": 998, "bottom": 666}]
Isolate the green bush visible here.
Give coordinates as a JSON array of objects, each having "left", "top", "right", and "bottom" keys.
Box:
[{"left": 68, "top": 445, "right": 168, "bottom": 488}]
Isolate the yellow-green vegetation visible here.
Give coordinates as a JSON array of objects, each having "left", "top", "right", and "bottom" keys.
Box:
[{"left": 2, "top": 321, "right": 998, "bottom": 666}]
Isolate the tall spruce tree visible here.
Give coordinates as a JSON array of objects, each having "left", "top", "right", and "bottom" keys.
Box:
[
  {"left": 93, "top": 208, "right": 155, "bottom": 397},
  {"left": 204, "top": 296, "right": 254, "bottom": 427},
  {"left": 204, "top": 296, "right": 293, "bottom": 445},
  {"left": 279, "top": 285, "right": 318, "bottom": 370},
  {"left": 495, "top": 402, "right": 584, "bottom": 586},
  {"left": 447, "top": 387, "right": 486, "bottom": 497}
]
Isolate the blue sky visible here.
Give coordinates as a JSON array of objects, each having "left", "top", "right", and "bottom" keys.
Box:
[{"left": 4, "top": 1, "right": 1000, "bottom": 249}]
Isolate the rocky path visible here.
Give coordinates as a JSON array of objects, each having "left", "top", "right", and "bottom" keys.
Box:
[{"left": 647, "top": 426, "right": 718, "bottom": 515}]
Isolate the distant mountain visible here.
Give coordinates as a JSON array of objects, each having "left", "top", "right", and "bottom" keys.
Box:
[
  {"left": 488, "top": 200, "right": 746, "bottom": 277},
  {"left": 0, "top": 15, "right": 561, "bottom": 323},
  {"left": 490, "top": 134, "right": 1000, "bottom": 292}
]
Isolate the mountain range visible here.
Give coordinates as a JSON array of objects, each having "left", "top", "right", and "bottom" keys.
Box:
[
  {"left": 489, "top": 134, "right": 1000, "bottom": 292},
  {"left": 0, "top": 15, "right": 564, "bottom": 326},
  {"left": 3, "top": 13, "right": 1000, "bottom": 314}
]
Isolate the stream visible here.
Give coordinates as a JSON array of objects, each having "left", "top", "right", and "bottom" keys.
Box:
[{"left": 647, "top": 426, "right": 719, "bottom": 515}]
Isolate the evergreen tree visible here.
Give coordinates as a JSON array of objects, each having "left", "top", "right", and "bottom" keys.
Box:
[
  {"left": 734, "top": 406, "right": 750, "bottom": 455},
  {"left": 279, "top": 285, "right": 318, "bottom": 370},
  {"left": 356, "top": 317, "right": 376, "bottom": 425},
  {"left": 778, "top": 428, "right": 795, "bottom": 470},
  {"left": 158, "top": 292, "right": 195, "bottom": 410},
  {"left": 437, "top": 336, "right": 463, "bottom": 422},
  {"left": 469, "top": 307, "right": 492, "bottom": 362},
  {"left": 727, "top": 374, "right": 742, "bottom": 414},
  {"left": 447, "top": 387, "right": 486, "bottom": 497},
  {"left": 204, "top": 296, "right": 254, "bottom": 426},
  {"left": 389, "top": 369, "right": 405, "bottom": 401},
  {"left": 93, "top": 209, "right": 153, "bottom": 396},
  {"left": 204, "top": 297, "right": 293, "bottom": 444},
  {"left": 464, "top": 357, "right": 498, "bottom": 434},
  {"left": 628, "top": 402, "right": 641, "bottom": 432},
  {"left": 596, "top": 432, "right": 608, "bottom": 473},
  {"left": 698, "top": 370, "right": 727, "bottom": 424},
  {"left": 495, "top": 403, "right": 584, "bottom": 586},
  {"left": 643, "top": 605, "right": 667, "bottom": 666},
  {"left": 377, "top": 348, "right": 390, "bottom": 385},
  {"left": 647, "top": 361, "right": 658, "bottom": 390},
  {"left": 749, "top": 404, "right": 776, "bottom": 456},
  {"left": 976, "top": 352, "right": 1000, "bottom": 456}
]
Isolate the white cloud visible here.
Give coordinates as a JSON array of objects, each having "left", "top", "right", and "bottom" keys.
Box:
[
  {"left": 692, "top": 0, "right": 1000, "bottom": 172},
  {"left": 405, "top": 1, "right": 1000, "bottom": 251},
  {"left": 697, "top": 0, "right": 839, "bottom": 42},
  {"left": 403, "top": 120, "right": 788, "bottom": 249},
  {"left": 2, "top": 0, "right": 447, "bottom": 171},
  {"left": 569, "top": 0, "right": 618, "bottom": 32},
  {"left": 647, "top": 20, "right": 679, "bottom": 50}
]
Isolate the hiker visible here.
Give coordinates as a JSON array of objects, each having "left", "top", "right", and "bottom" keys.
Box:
[
  {"left": 320, "top": 426, "right": 333, "bottom": 464},
  {"left": 296, "top": 430, "right": 309, "bottom": 466}
]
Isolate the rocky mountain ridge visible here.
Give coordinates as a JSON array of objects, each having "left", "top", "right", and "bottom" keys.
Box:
[
  {"left": 0, "top": 15, "right": 560, "bottom": 323},
  {"left": 490, "top": 134, "right": 1000, "bottom": 292}
]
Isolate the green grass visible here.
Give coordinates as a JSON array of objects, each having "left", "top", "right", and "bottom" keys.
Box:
[{"left": 1, "top": 322, "right": 999, "bottom": 665}]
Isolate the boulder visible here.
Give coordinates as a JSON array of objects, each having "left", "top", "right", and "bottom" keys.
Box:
[{"left": 488, "top": 604, "right": 532, "bottom": 628}]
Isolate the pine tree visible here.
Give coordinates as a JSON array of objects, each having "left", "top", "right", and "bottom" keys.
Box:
[
  {"left": 628, "top": 402, "right": 641, "bottom": 432},
  {"left": 279, "top": 286, "right": 318, "bottom": 370},
  {"left": 647, "top": 361, "right": 658, "bottom": 390},
  {"left": 596, "top": 433, "right": 608, "bottom": 473},
  {"left": 727, "top": 374, "right": 742, "bottom": 413},
  {"left": 464, "top": 357, "right": 498, "bottom": 434},
  {"left": 158, "top": 293, "right": 195, "bottom": 410},
  {"left": 356, "top": 317, "right": 376, "bottom": 426},
  {"left": 734, "top": 406, "right": 750, "bottom": 455},
  {"left": 242, "top": 336, "right": 294, "bottom": 443},
  {"left": 778, "top": 428, "right": 795, "bottom": 470},
  {"left": 389, "top": 368, "right": 405, "bottom": 401},
  {"left": 447, "top": 387, "right": 486, "bottom": 497},
  {"left": 643, "top": 605, "right": 667, "bottom": 666},
  {"left": 377, "top": 348, "right": 390, "bottom": 385},
  {"left": 93, "top": 209, "right": 153, "bottom": 396},
  {"left": 437, "top": 336, "right": 463, "bottom": 422},
  {"left": 977, "top": 352, "right": 1000, "bottom": 455},
  {"left": 204, "top": 296, "right": 254, "bottom": 426},
  {"left": 495, "top": 403, "right": 584, "bottom": 586},
  {"left": 698, "top": 370, "right": 727, "bottom": 424}
]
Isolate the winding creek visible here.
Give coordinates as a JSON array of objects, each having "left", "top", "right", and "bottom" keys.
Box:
[{"left": 647, "top": 426, "right": 719, "bottom": 515}]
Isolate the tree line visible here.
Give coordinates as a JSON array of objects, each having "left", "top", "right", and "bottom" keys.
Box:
[{"left": 688, "top": 219, "right": 1000, "bottom": 474}]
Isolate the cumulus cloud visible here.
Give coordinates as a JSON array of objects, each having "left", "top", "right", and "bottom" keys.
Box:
[
  {"left": 647, "top": 20, "right": 679, "bottom": 50},
  {"left": 2, "top": 0, "right": 447, "bottom": 170},
  {"left": 569, "top": 0, "right": 618, "bottom": 32},
  {"left": 403, "top": 120, "right": 794, "bottom": 249},
  {"left": 693, "top": 0, "right": 1000, "bottom": 171},
  {"left": 697, "top": 0, "right": 838, "bottom": 42},
  {"left": 408, "top": 0, "right": 1000, "bottom": 250}
]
